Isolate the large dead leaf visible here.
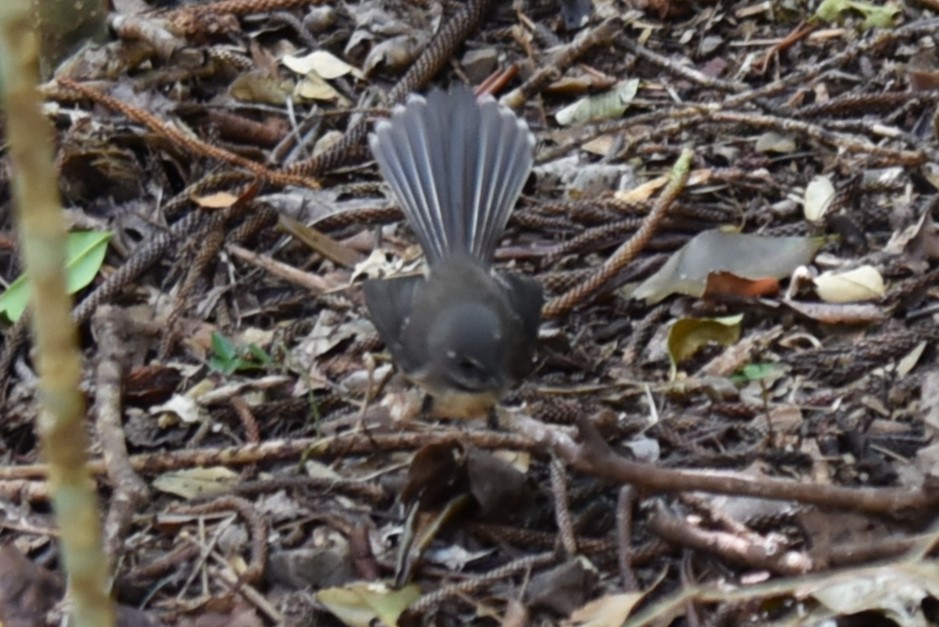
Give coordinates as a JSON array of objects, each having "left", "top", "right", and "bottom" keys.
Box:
[
  {"left": 803, "top": 562, "right": 939, "bottom": 625},
  {"left": 631, "top": 230, "right": 822, "bottom": 304}
]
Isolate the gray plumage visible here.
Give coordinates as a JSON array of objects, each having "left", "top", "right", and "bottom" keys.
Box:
[{"left": 363, "top": 85, "right": 542, "bottom": 414}]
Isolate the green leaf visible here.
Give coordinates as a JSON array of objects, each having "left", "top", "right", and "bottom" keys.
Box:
[
  {"left": 815, "top": 0, "right": 900, "bottom": 29},
  {"left": 210, "top": 331, "right": 238, "bottom": 362},
  {"left": 858, "top": 2, "right": 900, "bottom": 28},
  {"left": 207, "top": 355, "right": 237, "bottom": 375},
  {"left": 208, "top": 332, "right": 273, "bottom": 375},
  {"left": 731, "top": 362, "right": 781, "bottom": 384},
  {"left": 317, "top": 582, "right": 421, "bottom": 627},
  {"left": 0, "top": 230, "right": 111, "bottom": 322},
  {"left": 247, "top": 343, "right": 273, "bottom": 365},
  {"left": 65, "top": 230, "right": 111, "bottom": 293},
  {"left": 816, "top": 0, "right": 848, "bottom": 21}
]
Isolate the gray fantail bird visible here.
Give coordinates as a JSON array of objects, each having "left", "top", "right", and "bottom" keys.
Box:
[{"left": 363, "top": 85, "right": 543, "bottom": 418}]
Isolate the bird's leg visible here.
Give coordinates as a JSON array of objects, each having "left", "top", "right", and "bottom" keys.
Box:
[
  {"left": 420, "top": 394, "right": 435, "bottom": 416},
  {"left": 486, "top": 406, "right": 500, "bottom": 430}
]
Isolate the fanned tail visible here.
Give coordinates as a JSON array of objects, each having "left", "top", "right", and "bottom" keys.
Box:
[{"left": 369, "top": 84, "right": 535, "bottom": 266}]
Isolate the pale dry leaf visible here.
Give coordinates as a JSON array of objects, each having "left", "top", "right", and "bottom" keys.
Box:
[
  {"left": 555, "top": 79, "right": 639, "bottom": 126},
  {"left": 493, "top": 449, "right": 531, "bottom": 473},
  {"left": 364, "top": 34, "right": 426, "bottom": 75},
  {"left": 755, "top": 131, "right": 797, "bottom": 154},
  {"left": 803, "top": 174, "right": 835, "bottom": 222},
  {"left": 317, "top": 582, "right": 421, "bottom": 627},
  {"left": 921, "top": 370, "right": 939, "bottom": 434},
  {"left": 501, "top": 600, "right": 529, "bottom": 627},
  {"left": 304, "top": 459, "right": 343, "bottom": 481},
  {"left": 805, "top": 563, "right": 939, "bottom": 626},
  {"left": 813, "top": 265, "right": 885, "bottom": 303},
  {"left": 581, "top": 134, "right": 617, "bottom": 156},
  {"left": 151, "top": 393, "right": 206, "bottom": 424},
  {"left": 616, "top": 175, "right": 666, "bottom": 202},
  {"left": 915, "top": 440, "right": 939, "bottom": 479},
  {"left": 193, "top": 191, "right": 239, "bottom": 209},
  {"left": 623, "top": 435, "right": 660, "bottom": 463},
  {"left": 862, "top": 166, "right": 904, "bottom": 187},
  {"left": 294, "top": 73, "right": 347, "bottom": 103},
  {"left": 153, "top": 466, "right": 239, "bottom": 499},
  {"left": 896, "top": 340, "right": 927, "bottom": 377},
  {"left": 424, "top": 545, "right": 495, "bottom": 570},
  {"left": 784, "top": 299, "right": 887, "bottom": 324},
  {"left": 614, "top": 168, "right": 712, "bottom": 203},
  {"left": 562, "top": 593, "right": 642, "bottom": 627},
  {"left": 313, "top": 129, "right": 345, "bottom": 156},
  {"left": 351, "top": 248, "right": 405, "bottom": 282},
  {"left": 282, "top": 50, "right": 364, "bottom": 79},
  {"left": 229, "top": 71, "right": 291, "bottom": 105}
]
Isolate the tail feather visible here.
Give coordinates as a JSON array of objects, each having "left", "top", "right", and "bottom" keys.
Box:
[{"left": 369, "top": 84, "right": 534, "bottom": 266}]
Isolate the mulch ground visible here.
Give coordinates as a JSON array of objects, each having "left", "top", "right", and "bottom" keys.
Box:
[{"left": 3, "top": 0, "right": 939, "bottom": 625}]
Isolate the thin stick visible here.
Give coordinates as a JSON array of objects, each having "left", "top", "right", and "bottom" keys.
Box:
[{"left": 0, "top": 5, "right": 114, "bottom": 626}]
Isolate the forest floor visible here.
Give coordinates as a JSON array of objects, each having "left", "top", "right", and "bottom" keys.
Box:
[{"left": 3, "top": 0, "right": 939, "bottom": 625}]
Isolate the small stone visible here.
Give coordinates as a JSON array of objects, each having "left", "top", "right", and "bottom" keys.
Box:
[{"left": 461, "top": 48, "right": 498, "bottom": 83}]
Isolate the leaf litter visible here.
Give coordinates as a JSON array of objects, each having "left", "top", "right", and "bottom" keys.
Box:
[{"left": 3, "top": 0, "right": 939, "bottom": 625}]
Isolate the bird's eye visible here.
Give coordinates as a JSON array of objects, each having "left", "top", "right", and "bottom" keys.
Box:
[
  {"left": 458, "top": 357, "right": 484, "bottom": 375},
  {"left": 447, "top": 355, "right": 495, "bottom": 391}
]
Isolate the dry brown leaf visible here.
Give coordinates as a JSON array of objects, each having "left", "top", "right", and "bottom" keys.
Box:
[
  {"left": 192, "top": 191, "right": 239, "bottom": 209},
  {"left": 703, "top": 271, "right": 780, "bottom": 300},
  {"left": 784, "top": 299, "right": 888, "bottom": 324}
]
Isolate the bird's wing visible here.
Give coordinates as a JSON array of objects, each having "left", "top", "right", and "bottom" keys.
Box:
[
  {"left": 498, "top": 272, "right": 544, "bottom": 381},
  {"left": 362, "top": 276, "right": 425, "bottom": 373}
]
